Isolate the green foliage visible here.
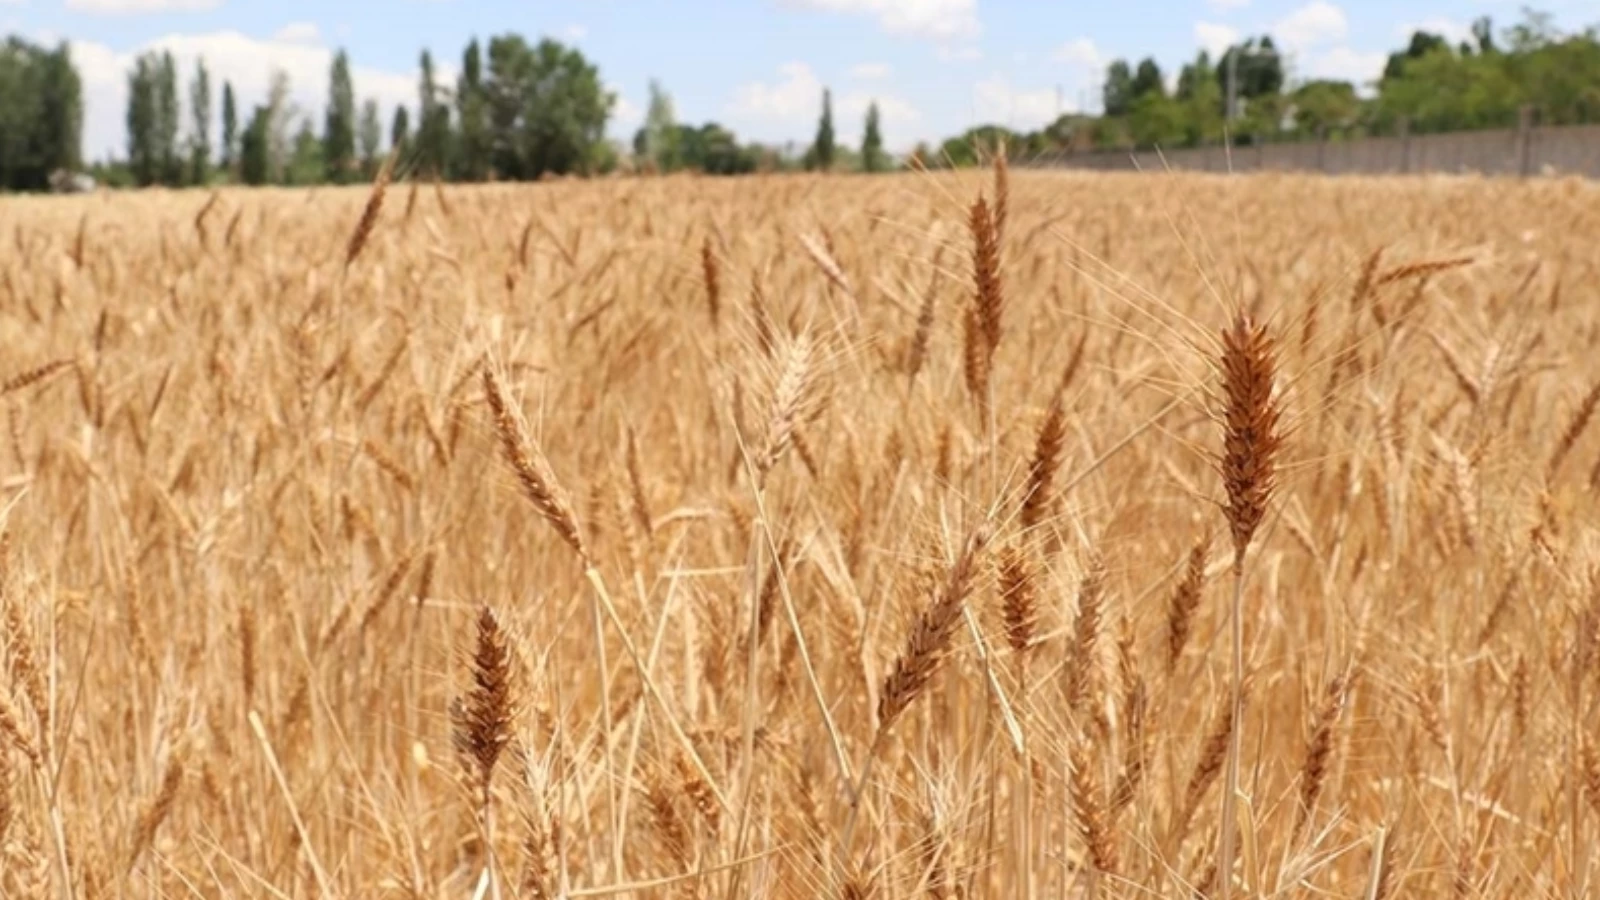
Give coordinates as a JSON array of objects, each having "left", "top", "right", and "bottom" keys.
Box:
[
  {"left": 808, "top": 89, "right": 836, "bottom": 171},
  {"left": 189, "top": 58, "right": 211, "bottom": 185},
  {"left": 936, "top": 125, "right": 1018, "bottom": 168},
  {"left": 417, "top": 50, "right": 452, "bottom": 177},
  {"left": 1103, "top": 60, "right": 1134, "bottom": 117},
  {"left": 287, "top": 119, "right": 323, "bottom": 186},
  {"left": 390, "top": 105, "right": 411, "bottom": 161},
  {"left": 358, "top": 99, "right": 382, "bottom": 177},
  {"left": 1374, "top": 17, "right": 1600, "bottom": 133},
  {"left": 221, "top": 81, "right": 237, "bottom": 172},
  {"left": 861, "top": 101, "right": 886, "bottom": 172},
  {"left": 483, "top": 34, "right": 613, "bottom": 179},
  {"left": 239, "top": 106, "right": 271, "bottom": 185},
  {"left": 1218, "top": 37, "right": 1284, "bottom": 113},
  {"left": 640, "top": 78, "right": 677, "bottom": 171},
  {"left": 455, "top": 40, "right": 490, "bottom": 181},
  {"left": 1132, "top": 58, "right": 1166, "bottom": 100},
  {"left": 0, "top": 38, "right": 82, "bottom": 192},
  {"left": 1292, "top": 80, "right": 1361, "bottom": 135},
  {"left": 324, "top": 50, "right": 357, "bottom": 183}
]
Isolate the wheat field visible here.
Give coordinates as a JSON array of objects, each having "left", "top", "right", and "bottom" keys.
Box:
[{"left": 0, "top": 168, "right": 1598, "bottom": 899}]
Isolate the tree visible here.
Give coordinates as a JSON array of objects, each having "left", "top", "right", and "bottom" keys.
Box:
[
  {"left": 188, "top": 57, "right": 211, "bottom": 185},
  {"left": 390, "top": 104, "right": 411, "bottom": 160},
  {"left": 221, "top": 81, "right": 238, "bottom": 172},
  {"left": 0, "top": 38, "right": 83, "bottom": 192},
  {"left": 1473, "top": 16, "right": 1497, "bottom": 54},
  {"left": 483, "top": 35, "right": 614, "bottom": 179},
  {"left": 1291, "top": 80, "right": 1360, "bottom": 134},
  {"left": 417, "top": 49, "right": 451, "bottom": 177},
  {"left": 1103, "top": 60, "right": 1134, "bottom": 116},
  {"left": 1132, "top": 57, "right": 1166, "bottom": 99},
  {"left": 287, "top": 118, "right": 322, "bottom": 185},
  {"left": 1177, "top": 51, "right": 1212, "bottom": 100},
  {"left": 1383, "top": 31, "right": 1450, "bottom": 81},
  {"left": 239, "top": 105, "right": 271, "bottom": 185},
  {"left": 641, "top": 78, "right": 677, "bottom": 170},
  {"left": 861, "top": 100, "right": 885, "bottom": 172},
  {"left": 324, "top": 49, "right": 356, "bottom": 182},
  {"left": 1217, "top": 37, "right": 1285, "bottom": 116},
  {"left": 155, "top": 51, "right": 182, "bottom": 185},
  {"left": 126, "top": 54, "right": 158, "bottom": 185},
  {"left": 358, "top": 98, "right": 382, "bottom": 177},
  {"left": 264, "top": 69, "right": 295, "bottom": 183},
  {"left": 456, "top": 39, "right": 490, "bottom": 180},
  {"left": 808, "top": 88, "right": 835, "bottom": 170}
]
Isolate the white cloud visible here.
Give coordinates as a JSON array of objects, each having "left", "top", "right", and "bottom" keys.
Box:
[
  {"left": 728, "top": 61, "right": 824, "bottom": 123},
  {"left": 783, "top": 0, "right": 979, "bottom": 41},
  {"left": 1052, "top": 38, "right": 1101, "bottom": 69},
  {"left": 1299, "top": 46, "right": 1388, "bottom": 87},
  {"left": 1194, "top": 21, "right": 1240, "bottom": 56},
  {"left": 1397, "top": 17, "right": 1471, "bottom": 45},
  {"left": 972, "top": 75, "right": 1062, "bottom": 131},
  {"left": 611, "top": 93, "right": 640, "bottom": 134},
  {"left": 66, "top": 0, "right": 222, "bottom": 12},
  {"left": 850, "top": 61, "right": 892, "bottom": 79},
  {"left": 70, "top": 30, "right": 424, "bottom": 161},
  {"left": 724, "top": 61, "right": 920, "bottom": 147},
  {"left": 1272, "top": 1, "right": 1348, "bottom": 51},
  {"left": 562, "top": 24, "right": 588, "bottom": 40},
  {"left": 273, "top": 21, "right": 319, "bottom": 44}
]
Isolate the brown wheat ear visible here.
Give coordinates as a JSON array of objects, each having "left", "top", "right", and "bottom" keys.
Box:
[
  {"left": 482, "top": 367, "right": 590, "bottom": 563},
  {"left": 1219, "top": 312, "right": 1284, "bottom": 569},
  {"left": 701, "top": 235, "right": 721, "bottom": 327},
  {"left": 1019, "top": 395, "right": 1066, "bottom": 533},
  {"left": 969, "top": 195, "right": 1003, "bottom": 361},
  {"left": 1293, "top": 667, "right": 1351, "bottom": 842},
  {"left": 997, "top": 543, "right": 1039, "bottom": 659},
  {"left": 877, "top": 524, "right": 990, "bottom": 738},
  {"left": 1216, "top": 311, "right": 1282, "bottom": 900},
  {"left": 454, "top": 605, "right": 518, "bottom": 796},
  {"left": 1165, "top": 531, "right": 1212, "bottom": 672}
]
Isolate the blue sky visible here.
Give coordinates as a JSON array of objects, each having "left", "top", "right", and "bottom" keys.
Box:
[{"left": 4, "top": 0, "right": 1594, "bottom": 162}]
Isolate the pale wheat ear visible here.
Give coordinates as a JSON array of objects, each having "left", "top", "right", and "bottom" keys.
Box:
[
  {"left": 343, "top": 146, "right": 395, "bottom": 271},
  {"left": 481, "top": 365, "right": 590, "bottom": 564}
]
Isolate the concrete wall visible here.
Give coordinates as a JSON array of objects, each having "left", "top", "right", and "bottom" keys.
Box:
[{"left": 1037, "top": 124, "right": 1600, "bottom": 178}]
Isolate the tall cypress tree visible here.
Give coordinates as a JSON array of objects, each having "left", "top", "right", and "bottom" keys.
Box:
[
  {"left": 220, "top": 80, "right": 238, "bottom": 173},
  {"left": 390, "top": 104, "right": 411, "bottom": 159},
  {"left": 126, "top": 55, "right": 157, "bottom": 186},
  {"left": 417, "top": 50, "right": 450, "bottom": 177},
  {"left": 358, "top": 98, "right": 382, "bottom": 177},
  {"left": 188, "top": 57, "right": 211, "bottom": 185},
  {"left": 42, "top": 42, "right": 83, "bottom": 177},
  {"left": 324, "top": 49, "right": 356, "bottom": 182},
  {"left": 861, "top": 100, "right": 884, "bottom": 172},
  {"left": 809, "top": 88, "right": 835, "bottom": 171},
  {"left": 155, "top": 51, "right": 182, "bottom": 185},
  {"left": 239, "top": 105, "right": 270, "bottom": 185},
  {"left": 455, "top": 39, "right": 489, "bottom": 180}
]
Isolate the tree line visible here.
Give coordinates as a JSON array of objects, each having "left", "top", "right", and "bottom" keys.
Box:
[
  {"left": 922, "top": 9, "right": 1600, "bottom": 166},
  {"left": 2, "top": 9, "right": 1595, "bottom": 191},
  {"left": 111, "top": 34, "right": 619, "bottom": 189}
]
